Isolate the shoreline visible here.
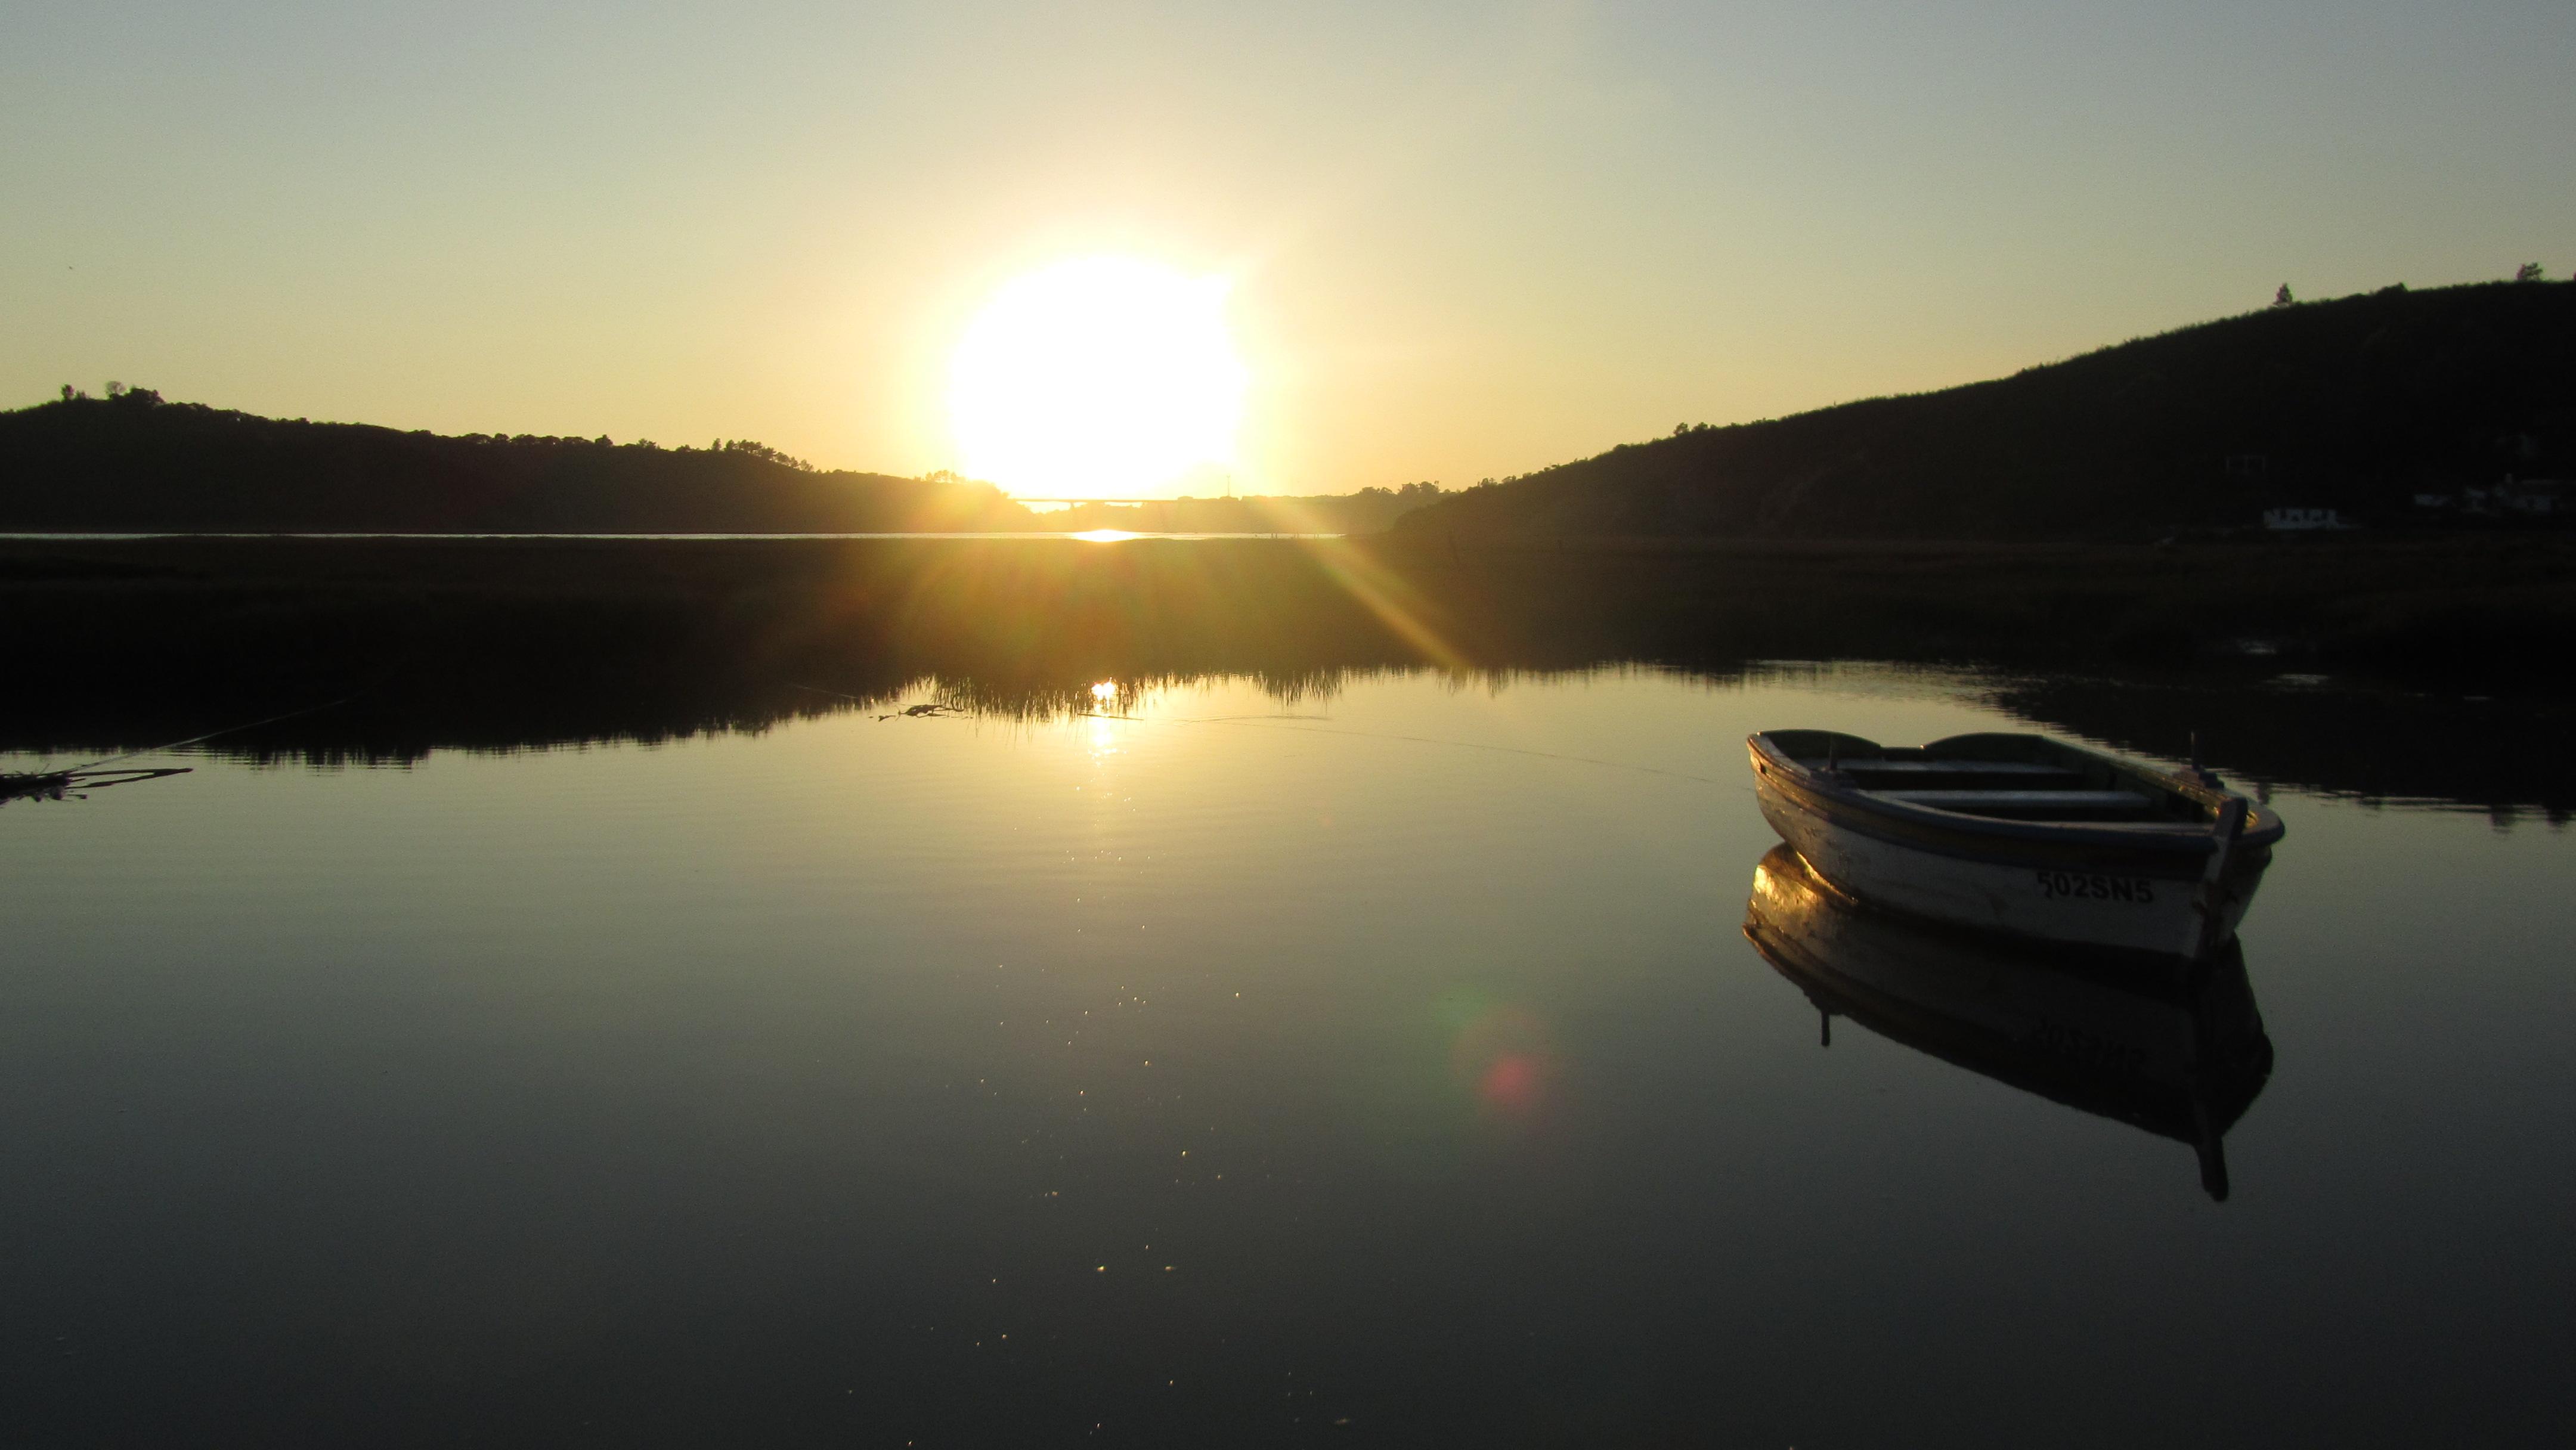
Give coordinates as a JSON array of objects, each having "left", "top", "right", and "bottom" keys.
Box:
[
  {"left": 2, "top": 532, "right": 2569, "bottom": 811},
  {"left": 5, "top": 530, "right": 2569, "bottom": 673}
]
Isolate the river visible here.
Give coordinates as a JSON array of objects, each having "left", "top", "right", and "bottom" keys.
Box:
[{"left": 4, "top": 663, "right": 2567, "bottom": 1446}]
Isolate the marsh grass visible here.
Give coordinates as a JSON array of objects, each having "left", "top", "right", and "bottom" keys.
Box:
[{"left": 0, "top": 534, "right": 2568, "bottom": 810}]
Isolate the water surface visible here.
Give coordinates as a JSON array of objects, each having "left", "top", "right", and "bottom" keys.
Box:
[{"left": 5, "top": 665, "right": 2568, "bottom": 1446}]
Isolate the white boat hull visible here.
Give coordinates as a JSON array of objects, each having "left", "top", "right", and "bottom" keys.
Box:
[
  {"left": 1747, "top": 732, "right": 2279, "bottom": 959},
  {"left": 1755, "top": 780, "right": 2248, "bottom": 956}
]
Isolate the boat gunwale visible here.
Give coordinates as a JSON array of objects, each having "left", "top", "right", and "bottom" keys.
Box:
[{"left": 1748, "top": 730, "right": 2286, "bottom": 858}]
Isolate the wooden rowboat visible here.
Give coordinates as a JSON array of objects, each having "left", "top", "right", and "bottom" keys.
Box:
[
  {"left": 1742, "top": 845, "right": 2272, "bottom": 1200},
  {"left": 1748, "top": 729, "right": 2283, "bottom": 959}
]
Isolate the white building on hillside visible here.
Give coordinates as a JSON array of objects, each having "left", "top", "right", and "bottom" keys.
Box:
[
  {"left": 2262, "top": 507, "right": 2357, "bottom": 531},
  {"left": 2463, "top": 477, "right": 2568, "bottom": 518}
]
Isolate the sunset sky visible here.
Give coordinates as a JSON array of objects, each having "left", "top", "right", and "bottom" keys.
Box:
[{"left": 8, "top": 1, "right": 2572, "bottom": 497}]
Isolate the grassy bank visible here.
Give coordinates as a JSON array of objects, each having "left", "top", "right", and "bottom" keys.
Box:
[{"left": 1, "top": 532, "right": 2568, "bottom": 768}]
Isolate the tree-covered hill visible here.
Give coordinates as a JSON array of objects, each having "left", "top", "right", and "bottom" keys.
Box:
[
  {"left": 1398, "top": 280, "right": 2576, "bottom": 540},
  {"left": 0, "top": 394, "right": 1037, "bottom": 533}
]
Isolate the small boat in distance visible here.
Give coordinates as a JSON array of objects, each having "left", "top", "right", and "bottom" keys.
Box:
[
  {"left": 1748, "top": 729, "right": 2283, "bottom": 959},
  {"left": 1, "top": 764, "right": 191, "bottom": 807}
]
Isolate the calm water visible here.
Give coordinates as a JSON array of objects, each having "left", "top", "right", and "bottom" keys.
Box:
[
  {"left": 0, "top": 531, "right": 1337, "bottom": 541},
  {"left": 5, "top": 665, "right": 2569, "bottom": 1446}
]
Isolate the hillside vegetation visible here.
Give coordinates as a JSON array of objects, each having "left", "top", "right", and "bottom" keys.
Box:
[
  {"left": 0, "top": 395, "right": 1038, "bottom": 532},
  {"left": 1398, "top": 281, "right": 2576, "bottom": 540},
  {"left": 10, "top": 281, "right": 2568, "bottom": 538}
]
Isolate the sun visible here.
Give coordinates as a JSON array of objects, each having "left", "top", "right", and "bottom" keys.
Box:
[{"left": 949, "top": 256, "right": 1247, "bottom": 498}]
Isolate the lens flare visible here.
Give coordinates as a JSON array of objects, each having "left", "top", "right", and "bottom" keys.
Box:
[
  {"left": 1444, "top": 999, "right": 1559, "bottom": 1122},
  {"left": 1478, "top": 1054, "right": 1544, "bottom": 1113}
]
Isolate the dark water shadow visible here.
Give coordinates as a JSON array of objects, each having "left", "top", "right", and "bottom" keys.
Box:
[{"left": 1972, "top": 671, "right": 2576, "bottom": 823}]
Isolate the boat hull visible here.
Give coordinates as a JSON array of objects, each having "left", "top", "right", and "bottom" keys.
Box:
[{"left": 1750, "top": 738, "right": 2273, "bottom": 958}]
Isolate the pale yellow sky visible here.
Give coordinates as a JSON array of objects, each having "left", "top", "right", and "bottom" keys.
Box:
[{"left": 7, "top": 2, "right": 2571, "bottom": 497}]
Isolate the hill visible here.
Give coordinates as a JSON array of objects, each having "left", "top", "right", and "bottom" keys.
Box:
[
  {"left": 1397, "top": 281, "right": 2576, "bottom": 540},
  {"left": 0, "top": 394, "right": 1038, "bottom": 533}
]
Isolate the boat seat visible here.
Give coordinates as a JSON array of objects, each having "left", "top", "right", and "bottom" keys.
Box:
[
  {"left": 1797, "top": 758, "right": 2085, "bottom": 783},
  {"left": 1869, "top": 788, "right": 2154, "bottom": 817}
]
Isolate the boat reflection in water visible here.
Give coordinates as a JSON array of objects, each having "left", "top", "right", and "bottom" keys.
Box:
[{"left": 1743, "top": 845, "right": 2274, "bottom": 1201}]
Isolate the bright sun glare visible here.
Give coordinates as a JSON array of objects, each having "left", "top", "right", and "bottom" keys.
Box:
[{"left": 949, "top": 256, "right": 1247, "bottom": 498}]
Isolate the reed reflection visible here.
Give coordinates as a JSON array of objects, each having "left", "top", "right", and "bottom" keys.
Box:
[
  {"left": 1742, "top": 845, "right": 2274, "bottom": 1201},
  {"left": 2, "top": 535, "right": 2568, "bottom": 813}
]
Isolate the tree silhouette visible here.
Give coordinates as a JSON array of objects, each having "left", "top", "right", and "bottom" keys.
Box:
[
  {"left": 2272, "top": 284, "right": 2294, "bottom": 308},
  {"left": 2515, "top": 262, "right": 2546, "bottom": 283},
  {"left": 714, "top": 438, "right": 814, "bottom": 471}
]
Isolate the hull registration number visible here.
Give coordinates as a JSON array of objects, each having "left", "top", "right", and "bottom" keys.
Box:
[{"left": 2035, "top": 870, "right": 2157, "bottom": 904}]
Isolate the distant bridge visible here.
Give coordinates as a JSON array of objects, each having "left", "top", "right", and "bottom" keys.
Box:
[{"left": 1010, "top": 498, "right": 1228, "bottom": 506}]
